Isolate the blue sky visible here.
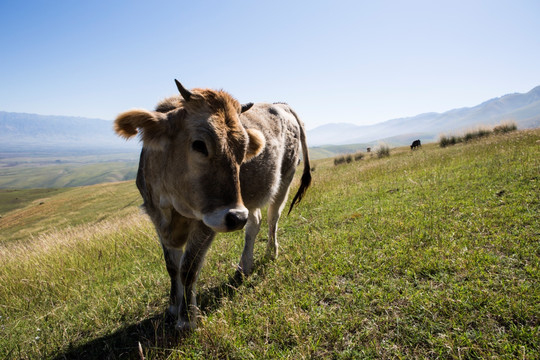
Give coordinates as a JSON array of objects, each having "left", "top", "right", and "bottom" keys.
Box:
[{"left": 1, "top": 1, "right": 539, "bottom": 129}]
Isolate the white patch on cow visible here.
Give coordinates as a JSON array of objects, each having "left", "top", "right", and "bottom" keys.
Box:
[{"left": 203, "top": 205, "right": 248, "bottom": 232}]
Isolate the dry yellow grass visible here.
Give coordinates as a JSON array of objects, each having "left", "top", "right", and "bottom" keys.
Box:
[
  {"left": 0, "top": 212, "right": 151, "bottom": 263},
  {"left": 0, "top": 181, "right": 140, "bottom": 244}
]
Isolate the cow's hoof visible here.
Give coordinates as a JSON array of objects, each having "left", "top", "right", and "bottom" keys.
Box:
[
  {"left": 175, "top": 319, "right": 196, "bottom": 332},
  {"left": 265, "top": 247, "right": 278, "bottom": 260},
  {"left": 236, "top": 264, "right": 252, "bottom": 277}
]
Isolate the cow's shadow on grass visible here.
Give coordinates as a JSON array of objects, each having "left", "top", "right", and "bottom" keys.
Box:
[{"left": 52, "top": 258, "right": 269, "bottom": 360}]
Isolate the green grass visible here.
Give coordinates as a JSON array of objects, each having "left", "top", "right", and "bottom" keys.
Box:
[
  {"left": 0, "top": 129, "right": 539, "bottom": 359},
  {"left": 0, "top": 188, "right": 69, "bottom": 214}
]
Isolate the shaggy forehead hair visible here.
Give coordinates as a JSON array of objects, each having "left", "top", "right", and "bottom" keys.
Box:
[
  {"left": 152, "top": 88, "right": 248, "bottom": 158},
  {"left": 185, "top": 88, "right": 242, "bottom": 123},
  {"left": 178, "top": 88, "right": 248, "bottom": 158},
  {"left": 156, "top": 88, "right": 242, "bottom": 118}
]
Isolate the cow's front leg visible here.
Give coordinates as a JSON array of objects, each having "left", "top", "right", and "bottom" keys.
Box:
[
  {"left": 176, "top": 223, "right": 216, "bottom": 331},
  {"left": 161, "top": 245, "right": 183, "bottom": 317},
  {"left": 238, "top": 208, "right": 261, "bottom": 276},
  {"left": 266, "top": 178, "right": 293, "bottom": 260}
]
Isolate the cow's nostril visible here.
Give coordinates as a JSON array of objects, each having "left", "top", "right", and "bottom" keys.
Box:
[{"left": 225, "top": 211, "right": 248, "bottom": 231}]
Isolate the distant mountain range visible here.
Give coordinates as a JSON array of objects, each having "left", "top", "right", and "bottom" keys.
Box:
[
  {"left": 0, "top": 112, "right": 138, "bottom": 152},
  {"left": 2, "top": 85, "right": 540, "bottom": 153},
  {"left": 307, "top": 85, "right": 540, "bottom": 146}
]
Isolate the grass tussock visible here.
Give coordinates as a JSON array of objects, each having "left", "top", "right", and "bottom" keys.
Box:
[
  {"left": 334, "top": 151, "right": 365, "bottom": 166},
  {"left": 1, "top": 128, "right": 539, "bottom": 359},
  {"left": 333, "top": 143, "right": 389, "bottom": 166},
  {"left": 493, "top": 121, "right": 518, "bottom": 134},
  {"left": 439, "top": 121, "right": 518, "bottom": 147},
  {"left": 375, "top": 143, "right": 391, "bottom": 158}
]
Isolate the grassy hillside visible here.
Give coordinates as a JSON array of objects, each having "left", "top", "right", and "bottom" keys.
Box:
[
  {"left": 0, "top": 188, "right": 70, "bottom": 214},
  {"left": 0, "top": 181, "right": 140, "bottom": 244},
  {"left": 0, "top": 129, "right": 539, "bottom": 359},
  {"left": 309, "top": 143, "right": 371, "bottom": 160}
]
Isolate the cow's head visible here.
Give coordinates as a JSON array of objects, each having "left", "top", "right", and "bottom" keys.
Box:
[{"left": 114, "top": 80, "right": 265, "bottom": 232}]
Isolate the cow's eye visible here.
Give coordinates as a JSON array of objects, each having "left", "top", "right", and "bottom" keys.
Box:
[{"left": 192, "top": 140, "right": 209, "bottom": 156}]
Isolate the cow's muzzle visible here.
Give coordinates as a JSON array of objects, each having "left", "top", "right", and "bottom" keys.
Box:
[
  {"left": 202, "top": 206, "right": 248, "bottom": 232},
  {"left": 225, "top": 210, "right": 248, "bottom": 231}
]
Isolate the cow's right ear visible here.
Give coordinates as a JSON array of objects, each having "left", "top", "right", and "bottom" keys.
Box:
[
  {"left": 245, "top": 128, "right": 265, "bottom": 161},
  {"left": 114, "top": 109, "right": 170, "bottom": 150}
]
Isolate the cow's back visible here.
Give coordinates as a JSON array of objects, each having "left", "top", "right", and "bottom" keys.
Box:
[{"left": 239, "top": 103, "right": 302, "bottom": 210}]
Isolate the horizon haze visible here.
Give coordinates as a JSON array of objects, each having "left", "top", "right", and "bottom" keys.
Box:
[{"left": 2, "top": 84, "right": 539, "bottom": 152}]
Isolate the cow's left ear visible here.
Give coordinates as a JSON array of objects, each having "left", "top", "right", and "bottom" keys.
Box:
[
  {"left": 241, "top": 102, "right": 254, "bottom": 113},
  {"left": 245, "top": 128, "right": 265, "bottom": 161},
  {"left": 114, "top": 109, "right": 170, "bottom": 150}
]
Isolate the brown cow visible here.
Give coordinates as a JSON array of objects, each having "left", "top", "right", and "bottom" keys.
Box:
[{"left": 114, "top": 80, "right": 311, "bottom": 331}]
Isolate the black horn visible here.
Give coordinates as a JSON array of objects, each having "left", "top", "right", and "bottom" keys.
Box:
[{"left": 175, "top": 79, "right": 192, "bottom": 101}]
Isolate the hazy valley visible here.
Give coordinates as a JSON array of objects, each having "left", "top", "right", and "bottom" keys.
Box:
[{"left": 2, "top": 85, "right": 540, "bottom": 189}]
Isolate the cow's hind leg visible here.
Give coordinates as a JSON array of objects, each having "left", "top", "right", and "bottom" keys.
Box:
[
  {"left": 162, "top": 245, "right": 183, "bottom": 317},
  {"left": 176, "top": 223, "right": 216, "bottom": 331},
  {"left": 266, "top": 170, "right": 295, "bottom": 260},
  {"left": 238, "top": 208, "right": 261, "bottom": 276}
]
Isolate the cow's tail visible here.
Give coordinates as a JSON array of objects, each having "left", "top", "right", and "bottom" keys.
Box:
[{"left": 288, "top": 108, "right": 312, "bottom": 215}]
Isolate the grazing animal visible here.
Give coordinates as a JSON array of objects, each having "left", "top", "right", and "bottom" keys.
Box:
[
  {"left": 114, "top": 80, "right": 311, "bottom": 331},
  {"left": 410, "top": 139, "right": 421, "bottom": 150}
]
